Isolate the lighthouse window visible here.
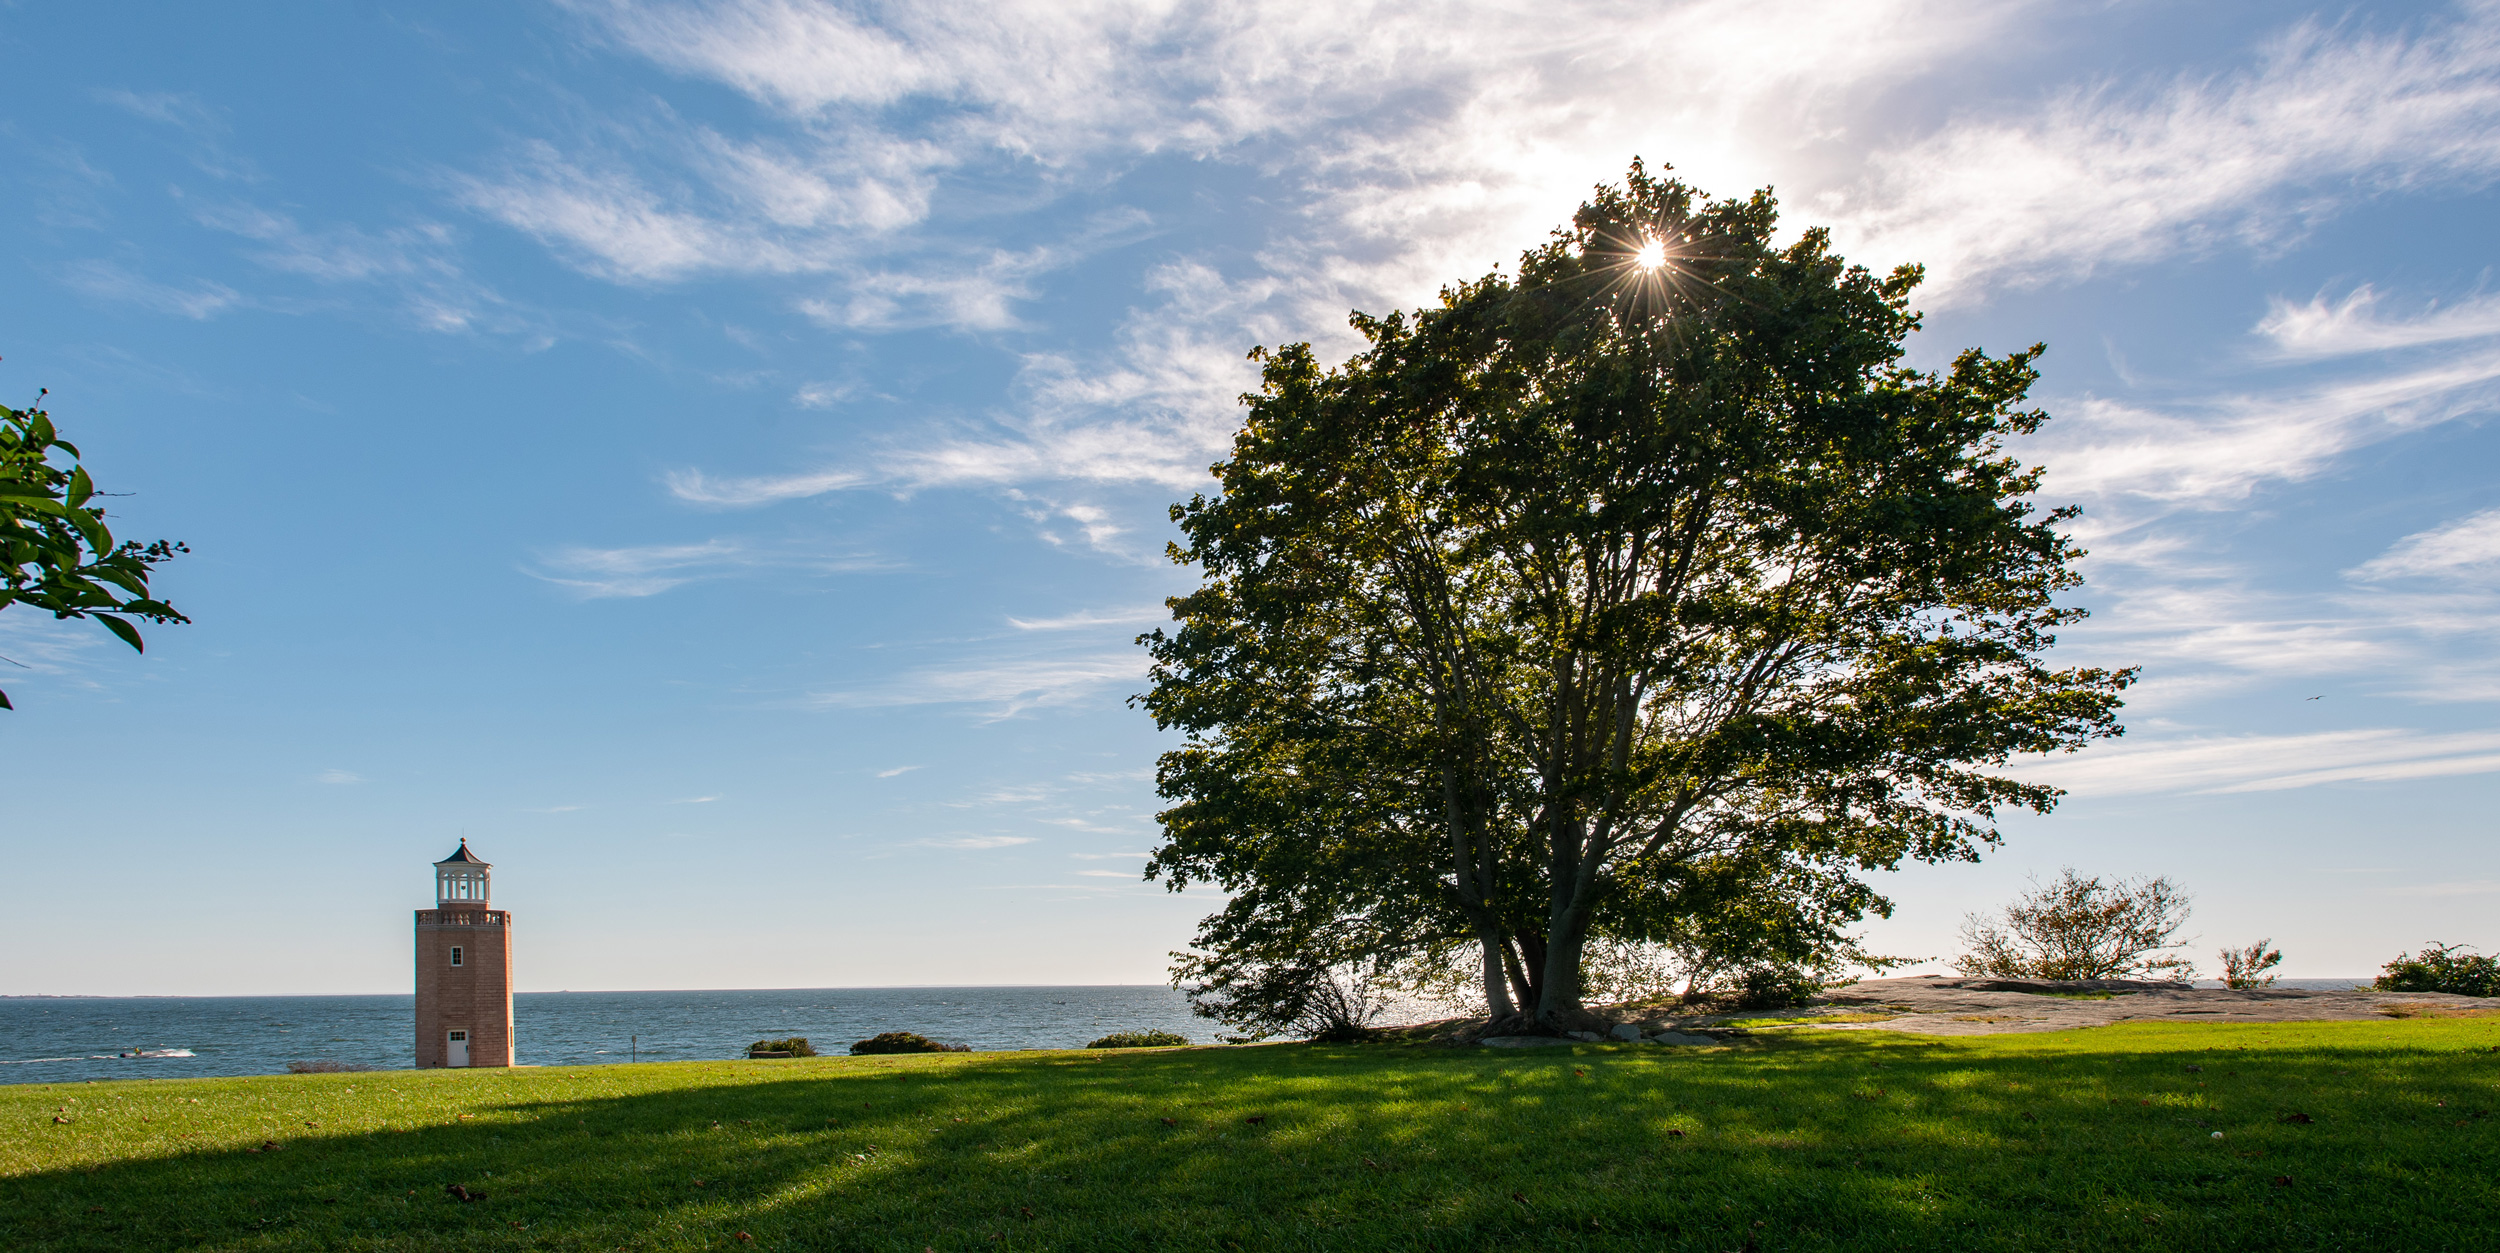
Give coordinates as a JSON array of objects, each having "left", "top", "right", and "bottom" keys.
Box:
[{"left": 450, "top": 946, "right": 464, "bottom": 967}]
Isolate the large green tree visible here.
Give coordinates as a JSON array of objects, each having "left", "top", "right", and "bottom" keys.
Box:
[
  {"left": 1139, "top": 163, "right": 2132, "bottom": 1033},
  {"left": 1, "top": 391, "right": 187, "bottom": 709}
]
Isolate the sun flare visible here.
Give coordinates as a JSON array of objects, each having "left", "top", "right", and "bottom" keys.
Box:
[{"left": 1631, "top": 238, "right": 1667, "bottom": 271}]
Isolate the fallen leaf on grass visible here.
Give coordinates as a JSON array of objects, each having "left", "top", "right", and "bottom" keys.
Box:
[
  {"left": 1667, "top": 1129, "right": 1685, "bottom": 1138},
  {"left": 445, "top": 1185, "right": 486, "bottom": 1203},
  {"left": 1510, "top": 1192, "right": 1529, "bottom": 1205},
  {"left": 86, "top": 1207, "right": 104, "bottom": 1214},
  {"left": 2272, "top": 1176, "right": 2293, "bottom": 1188},
  {"left": 1244, "top": 1115, "right": 1266, "bottom": 1124},
  {"left": 2277, "top": 1112, "right": 2314, "bottom": 1125},
  {"left": 1160, "top": 1117, "right": 1176, "bottom": 1126}
]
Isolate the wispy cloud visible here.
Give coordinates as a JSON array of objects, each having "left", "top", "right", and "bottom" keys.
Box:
[
  {"left": 317, "top": 769, "right": 366, "bottom": 785},
  {"left": 524, "top": 804, "right": 586, "bottom": 813},
  {"left": 2037, "top": 346, "right": 2500, "bottom": 512},
  {"left": 1007, "top": 607, "right": 1166, "bottom": 631},
  {"left": 2349, "top": 508, "right": 2500, "bottom": 582},
  {"left": 525, "top": 537, "right": 888, "bottom": 597},
  {"left": 2014, "top": 727, "right": 2500, "bottom": 797},
  {"left": 809, "top": 652, "right": 1149, "bottom": 718},
  {"left": 1069, "top": 851, "right": 1151, "bottom": 860},
  {"left": 669, "top": 795, "right": 721, "bottom": 804},
  {"left": 1831, "top": 13, "right": 2500, "bottom": 303},
  {"left": 874, "top": 765, "right": 922, "bottom": 778},
  {"left": 918, "top": 835, "right": 1035, "bottom": 849},
  {"left": 2257, "top": 286, "right": 2500, "bottom": 361},
  {"left": 94, "top": 88, "right": 261, "bottom": 181},
  {"left": 58, "top": 260, "right": 240, "bottom": 319}
]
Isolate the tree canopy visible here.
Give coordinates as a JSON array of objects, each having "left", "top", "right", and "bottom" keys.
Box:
[
  {"left": 1138, "top": 162, "right": 2133, "bottom": 1034},
  {"left": 1, "top": 391, "right": 188, "bottom": 709}
]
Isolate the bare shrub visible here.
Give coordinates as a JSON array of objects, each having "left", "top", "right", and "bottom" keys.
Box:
[
  {"left": 2219, "top": 939, "right": 2283, "bottom": 989},
  {"left": 1953, "top": 869, "right": 2195, "bottom": 981}
]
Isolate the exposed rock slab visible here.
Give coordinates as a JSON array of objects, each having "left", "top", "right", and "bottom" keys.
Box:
[{"left": 1663, "top": 975, "right": 2500, "bottom": 1037}]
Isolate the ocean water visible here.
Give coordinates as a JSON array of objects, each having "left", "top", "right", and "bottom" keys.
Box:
[{"left": 0, "top": 986, "right": 1203, "bottom": 1086}]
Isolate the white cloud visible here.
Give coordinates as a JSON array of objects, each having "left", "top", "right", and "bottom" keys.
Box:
[
  {"left": 2037, "top": 346, "right": 2500, "bottom": 511},
  {"left": 525, "top": 537, "right": 887, "bottom": 596},
  {"left": 59, "top": 260, "right": 240, "bottom": 319},
  {"left": 792, "top": 380, "right": 854, "bottom": 408},
  {"left": 918, "top": 835, "right": 1036, "bottom": 849},
  {"left": 317, "top": 769, "right": 366, "bottom": 785},
  {"left": 2257, "top": 286, "right": 2500, "bottom": 361},
  {"left": 669, "top": 795, "right": 721, "bottom": 804},
  {"left": 874, "top": 765, "right": 922, "bottom": 778},
  {"left": 1831, "top": 13, "right": 2500, "bottom": 303},
  {"left": 2350, "top": 508, "right": 2500, "bottom": 582},
  {"left": 1006, "top": 607, "right": 1166, "bottom": 631},
  {"left": 810, "top": 652, "right": 1149, "bottom": 718},
  {"left": 527, "top": 539, "right": 750, "bottom": 597},
  {"left": 1075, "top": 869, "right": 1138, "bottom": 877},
  {"left": 666, "top": 468, "right": 873, "bottom": 507},
  {"left": 2013, "top": 727, "right": 2500, "bottom": 797}
]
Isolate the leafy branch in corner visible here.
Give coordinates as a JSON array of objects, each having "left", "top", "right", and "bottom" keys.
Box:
[{"left": 1, "top": 389, "right": 188, "bottom": 709}]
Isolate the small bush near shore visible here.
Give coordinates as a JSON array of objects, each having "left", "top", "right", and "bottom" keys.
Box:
[
  {"left": 850, "top": 1031, "right": 970, "bottom": 1055},
  {"left": 746, "top": 1037, "right": 817, "bottom": 1058},
  {"left": 284, "top": 1060, "right": 375, "bottom": 1074},
  {"left": 1734, "top": 967, "right": 1823, "bottom": 1009},
  {"left": 2376, "top": 942, "right": 2500, "bottom": 997},
  {"left": 1086, "top": 1030, "right": 1189, "bottom": 1049}
]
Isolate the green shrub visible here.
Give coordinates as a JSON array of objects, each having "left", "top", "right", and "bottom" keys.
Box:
[
  {"left": 2376, "top": 943, "right": 2500, "bottom": 997},
  {"left": 746, "top": 1037, "right": 817, "bottom": 1058},
  {"left": 1734, "top": 967, "right": 1823, "bottom": 1010},
  {"left": 849, "top": 1031, "right": 970, "bottom": 1055},
  {"left": 1086, "top": 1030, "right": 1190, "bottom": 1049}
]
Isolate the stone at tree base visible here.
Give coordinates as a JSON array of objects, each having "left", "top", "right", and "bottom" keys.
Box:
[
  {"left": 1647, "top": 1031, "right": 1718, "bottom": 1046},
  {"left": 1479, "top": 1036, "right": 1576, "bottom": 1048},
  {"left": 1565, "top": 1030, "right": 1605, "bottom": 1042},
  {"left": 1609, "top": 1023, "right": 1645, "bottom": 1041}
]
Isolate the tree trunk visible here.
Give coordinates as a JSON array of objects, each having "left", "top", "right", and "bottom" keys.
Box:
[
  {"left": 1535, "top": 904, "right": 1595, "bottom": 1028},
  {"left": 1478, "top": 937, "right": 1515, "bottom": 1018}
]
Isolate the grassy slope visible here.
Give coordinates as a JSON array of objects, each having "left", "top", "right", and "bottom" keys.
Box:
[{"left": 4, "top": 1020, "right": 2495, "bottom": 1252}]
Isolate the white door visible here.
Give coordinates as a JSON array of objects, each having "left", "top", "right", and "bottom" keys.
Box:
[{"left": 447, "top": 1029, "right": 470, "bottom": 1067}]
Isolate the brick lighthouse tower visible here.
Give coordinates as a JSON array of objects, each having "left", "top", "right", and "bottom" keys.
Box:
[{"left": 414, "top": 840, "right": 514, "bottom": 1068}]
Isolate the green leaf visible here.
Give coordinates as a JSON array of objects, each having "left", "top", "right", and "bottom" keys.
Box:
[{"left": 94, "top": 612, "right": 145, "bottom": 653}]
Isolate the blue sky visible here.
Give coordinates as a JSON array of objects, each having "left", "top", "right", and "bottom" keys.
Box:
[{"left": 4, "top": 0, "right": 2497, "bottom": 996}]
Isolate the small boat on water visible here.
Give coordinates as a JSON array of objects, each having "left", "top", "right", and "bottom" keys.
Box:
[{"left": 117, "top": 1048, "right": 195, "bottom": 1059}]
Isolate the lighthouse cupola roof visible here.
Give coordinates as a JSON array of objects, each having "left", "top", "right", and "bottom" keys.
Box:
[
  {"left": 435, "top": 839, "right": 490, "bottom": 867},
  {"left": 433, "top": 839, "right": 493, "bottom": 907}
]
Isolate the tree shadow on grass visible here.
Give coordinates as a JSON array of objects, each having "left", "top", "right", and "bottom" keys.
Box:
[{"left": 6, "top": 1026, "right": 2493, "bottom": 1251}]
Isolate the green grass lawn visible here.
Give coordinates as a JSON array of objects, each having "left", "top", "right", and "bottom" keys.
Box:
[{"left": 6, "top": 1020, "right": 2495, "bottom": 1251}]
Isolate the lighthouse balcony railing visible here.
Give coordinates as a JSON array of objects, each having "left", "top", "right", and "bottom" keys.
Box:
[{"left": 416, "top": 908, "right": 510, "bottom": 927}]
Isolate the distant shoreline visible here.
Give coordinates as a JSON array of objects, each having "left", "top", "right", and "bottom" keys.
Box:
[{"left": 2, "top": 984, "right": 1181, "bottom": 1000}]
